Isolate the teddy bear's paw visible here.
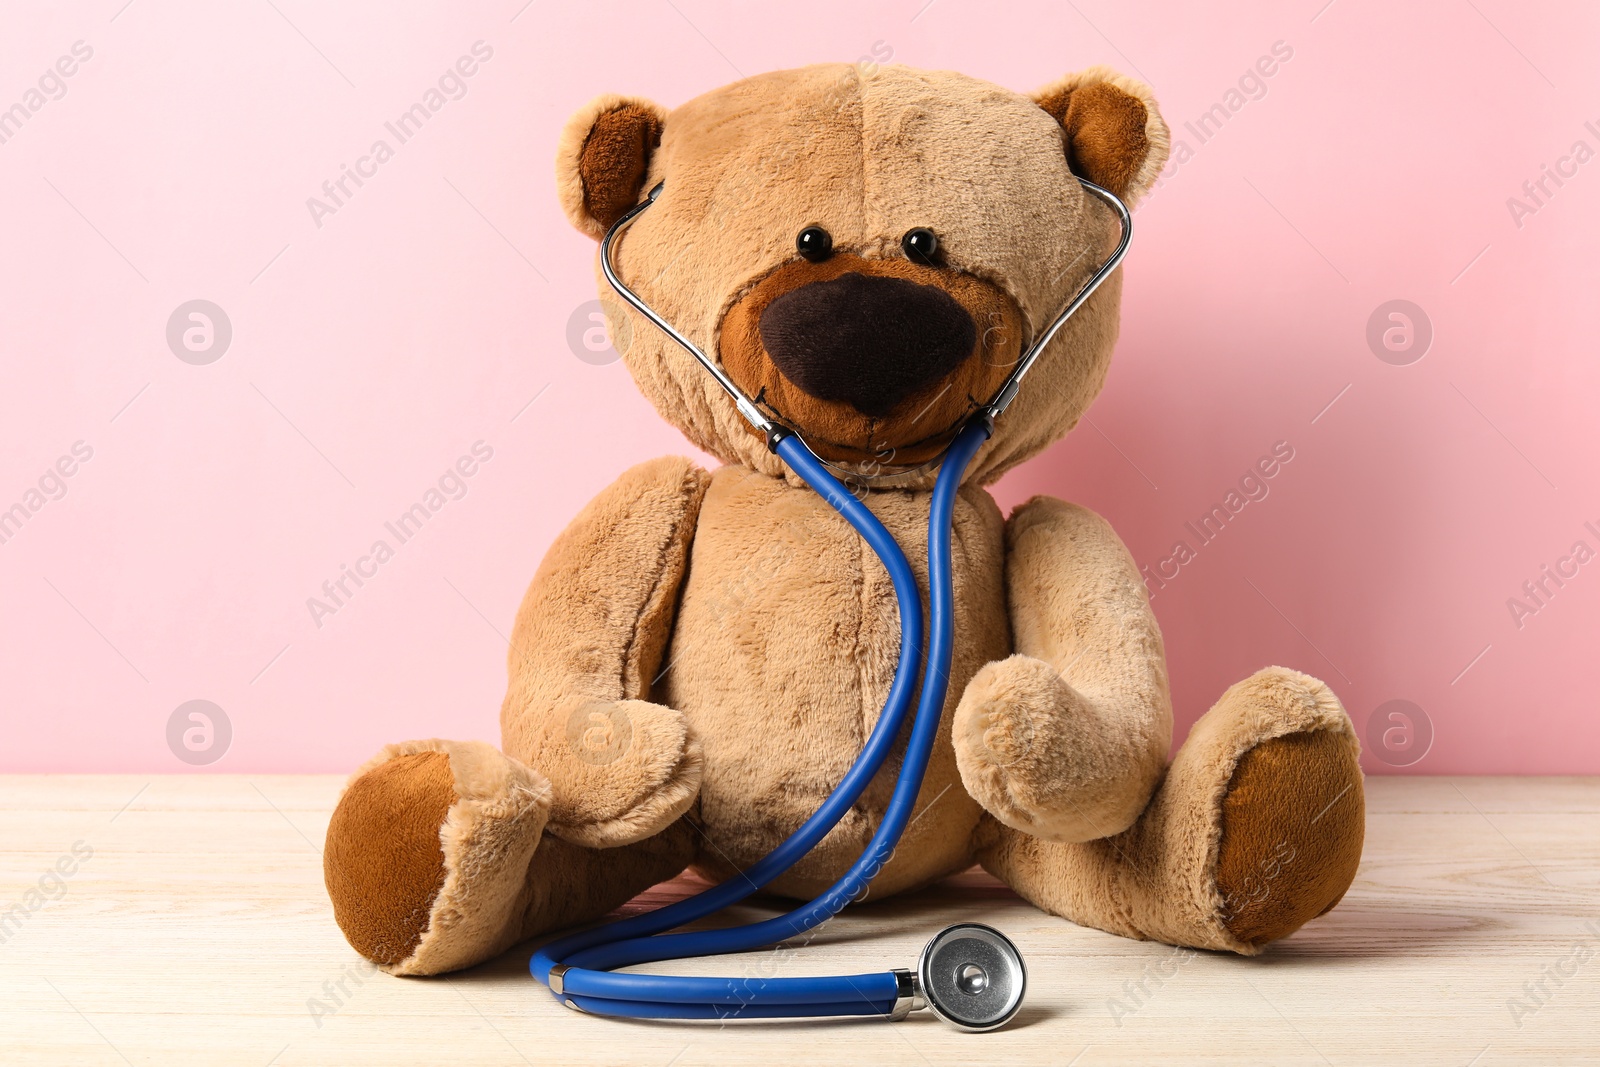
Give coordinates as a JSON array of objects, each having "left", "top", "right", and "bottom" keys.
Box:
[
  {"left": 540, "top": 698, "right": 703, "bottom": 850},
  {"left": 1137, "top": 667, "right": 1365, "bottom": 953},
  {"left": 954, "top": 654, "right": 1161, "bottom": 843},
  {"left": 323, "top": 739, "right": 550, "bottom": 975},
  {"left": 1213, "top": 718, "right": 1365, "bottom": 948},
  {"left": 973, "top": 668, "right": 1364, "bottom": 955}
]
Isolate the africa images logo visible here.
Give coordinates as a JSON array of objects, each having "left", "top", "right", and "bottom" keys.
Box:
[
  {"left": 305, "top": 41, "right": 494, "bottom": 228},
  {"left": 0, "top": 40, "right": 93, "bottom": 147},
  {"left": 305, "top": 442, "right": 494, "bottom": 628},
  {"left": 1141, "top": 442, "right": 1296, "bottom": 597}
]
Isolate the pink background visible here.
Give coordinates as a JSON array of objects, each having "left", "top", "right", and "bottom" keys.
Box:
[{"left": 2, "top": 1, "right": 1595, "bottom": 774}]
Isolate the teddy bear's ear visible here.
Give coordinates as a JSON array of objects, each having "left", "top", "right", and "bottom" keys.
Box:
[
  {"left": 556, "top": 94, "right": 668, "bottom": 239},
  {"left": 1031, "top": 67, "right": 1169, "bottom": 205}
]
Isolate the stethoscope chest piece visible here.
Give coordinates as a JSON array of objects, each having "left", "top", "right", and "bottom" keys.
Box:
[{"left": 917, "top": 923, "right": 1027, "bottom": 1032}]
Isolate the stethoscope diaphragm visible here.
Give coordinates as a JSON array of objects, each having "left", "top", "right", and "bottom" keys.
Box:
[{"left": 916, "top": 923, "right": 1028, "bottom": 1032}]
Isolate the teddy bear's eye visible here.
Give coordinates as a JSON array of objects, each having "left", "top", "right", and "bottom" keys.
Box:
[
  {"left": 796, "top": 226, "right": 833, "bottom": 263},
  {"left": 901, "top": 227, "right": 940, "bottom": 265}
]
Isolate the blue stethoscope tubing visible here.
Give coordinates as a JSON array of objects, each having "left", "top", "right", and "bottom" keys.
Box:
[{"left": 531, "top": 419, "right": 989, "bottom": 1021}]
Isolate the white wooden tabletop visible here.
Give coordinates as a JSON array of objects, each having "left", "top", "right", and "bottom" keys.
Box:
[{"left": 1, "top": 775, "right": 1596, "bottom": 1065}]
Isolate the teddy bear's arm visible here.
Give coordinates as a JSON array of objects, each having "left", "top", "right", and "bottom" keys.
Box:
[
  {"left": 496, "top": 455, "right": 710, "bottom": 849},
  {"left": 954, "top": 495, "right": 1172, "bottom": 843}
]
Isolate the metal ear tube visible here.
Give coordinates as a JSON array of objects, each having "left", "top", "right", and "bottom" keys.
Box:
[
  {"left": 598, "top": 178, "right": 1132, "bottom": 479},
  {"left": 533, "top": 175, "right": 1130, "bottom": 1030}
]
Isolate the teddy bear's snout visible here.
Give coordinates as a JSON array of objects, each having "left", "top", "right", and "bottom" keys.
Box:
[{"left": 756, "top": 272, "right": 978, "bottom": 418}]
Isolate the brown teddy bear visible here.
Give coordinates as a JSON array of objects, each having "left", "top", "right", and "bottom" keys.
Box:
[{"left": 322, "top": 62, "right": 1364, "bottom": 978}]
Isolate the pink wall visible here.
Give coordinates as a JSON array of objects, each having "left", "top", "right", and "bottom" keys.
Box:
[{"left": 2, "top": 1, "right": 1595, "bottom": 775}]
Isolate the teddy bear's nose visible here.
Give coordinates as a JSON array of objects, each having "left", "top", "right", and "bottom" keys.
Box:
[{"left": 757, "top": 273, "right": 977, "bottom": 418}]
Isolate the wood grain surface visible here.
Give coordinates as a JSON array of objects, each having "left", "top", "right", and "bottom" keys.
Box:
[{"left": 0, "top": 775, "right": 1596, "bottom": 1065}]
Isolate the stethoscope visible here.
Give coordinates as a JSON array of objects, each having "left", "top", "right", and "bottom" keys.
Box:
[{"left": 531, "top": 175, "right": 1132, "bottom": 1031}]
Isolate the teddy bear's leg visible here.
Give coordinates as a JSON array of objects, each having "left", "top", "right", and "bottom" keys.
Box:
[
  {"left": 975, "top": 666, "right": 1365, "bottom": 954},
  {"left": 321, "top": 455, "right": 714, "bottom": 973},
  {"left": 324, "top": 738, "right": 697, "bottom": 976}
]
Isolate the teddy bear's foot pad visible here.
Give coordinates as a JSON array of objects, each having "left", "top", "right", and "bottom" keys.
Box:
[
  {"left": 324, "top": 750, "right": 454, "bottom": 966},
  {"left": 323, "top": 740, "right": 551, "bottom": 975},
  {"left": 974, "top": 667, "right": 1365, "bottom": 955},
  {"left": 1215, "top": 728, "right": 1365, "bottom": 947}
]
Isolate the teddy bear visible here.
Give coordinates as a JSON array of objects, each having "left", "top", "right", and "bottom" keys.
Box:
[{"left": 321, "top": 61, "right": 1365, "bottom": 978}]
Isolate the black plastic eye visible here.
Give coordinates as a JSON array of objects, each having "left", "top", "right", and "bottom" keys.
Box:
[
  {"left": 796, "top": 226, "right": 833, "bottom": 262},
  {"left": 902, "top": 227, "right": 939, "bottom": 265}
]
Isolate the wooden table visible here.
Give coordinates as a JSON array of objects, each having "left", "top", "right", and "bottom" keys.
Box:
[{"left": 1, "top": 775, "right": 1596, "bottom": 1065}]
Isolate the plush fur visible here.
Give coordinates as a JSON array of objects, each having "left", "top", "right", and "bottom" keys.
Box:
[{"left": 323, "top": 62, "right": 1364, "bottom": 977}]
